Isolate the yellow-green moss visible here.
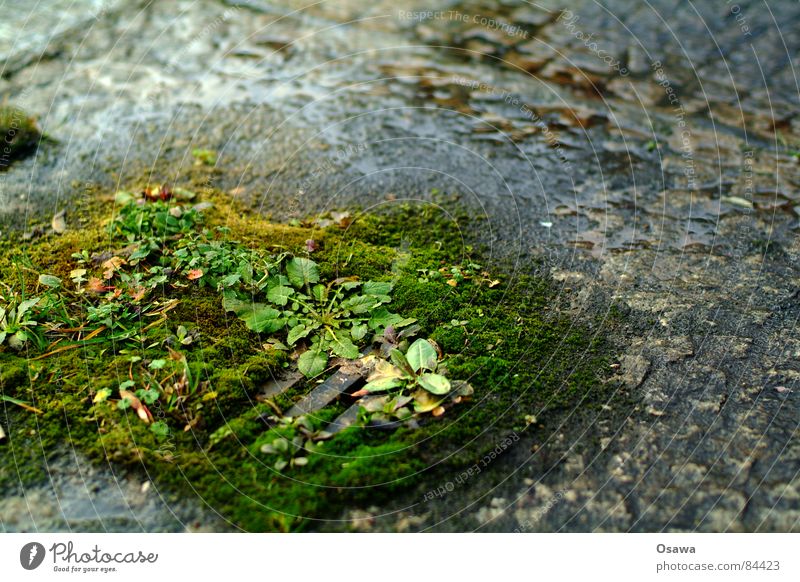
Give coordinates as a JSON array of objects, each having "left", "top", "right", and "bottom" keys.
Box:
[
  {"left": 0, "top": 184, "right": 623, "bottom": 531},
  {"left": 0, "top": 105, "right": 40, "bottom": 169}
]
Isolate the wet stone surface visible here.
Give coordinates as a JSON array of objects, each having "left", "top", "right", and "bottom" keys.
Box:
[
  {"left": 0, "top": 0, "right": 798, "bottom": 531},
  {"left": 0, "top": 449, "right": 223, "bottom": 532}
]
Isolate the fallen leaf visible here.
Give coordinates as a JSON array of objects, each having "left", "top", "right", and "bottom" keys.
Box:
[
  {"left": 119, "top": 390, "right": 153, "bottom": 424},
  {"left": 38, "top": 274, "right": 62, "bottom": 288},
  {"left": 144, "top": 184, "right": 173, "bottom": 201},
  {"left": 101, "top": 256, "right": 126, "bottom": 279},
  {"left": 331, "top": 211, "right": 352, "bottom": 227},
  {"left": 187, "top": 268, "right": 203, "bottom": 280},
  {"left": 721, "top": 196, "right": 753, "bottom": 209},
  {"left": 432, "top": 406, "right": 446, "bottom": 417},
  {"left": 183, "top": 416, "right": 201, "bottom": 432},
  {"left": 51, "top": 210, "right": 67, "bottom": 234},
  {"left": 446, "top": 279, "right": 458, "bottom": 287},
  {"left": 87, "top": 277, "right": 114, "bottom": 294}
]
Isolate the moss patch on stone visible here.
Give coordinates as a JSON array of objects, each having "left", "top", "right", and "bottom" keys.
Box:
[
  {"left": 0, "top": 105, "right": 41, "bottom": 169},
  {"left": 0, "top": 185, "right": 621, "bottom": 531}
]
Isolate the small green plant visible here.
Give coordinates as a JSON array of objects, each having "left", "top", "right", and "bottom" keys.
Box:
[
  {"left": 416, "top": 262, "right": 499, "bottom": 288},
  {"left": 223, "top": 257, "right": 414, "bottom": 377},
  {"left": 103, "top": 199, "right": 412, "bottom": 378},
  {"left": 353, "top": 338, "right": 471, "bottom": 417},
  {"left": 109, "top": 196, "right": 202, "bottom": 243},
  {"left": 165, "top": 324, "right": 197, "bottom": 347},
  {"left": 2, "top": 192, "right": 475, "bottom": 460},
  {"left": 191, "top": 148, "right": 217, "bottom": 166},
  {"left": 0, "top": 291, "right": 41, "bottom": 349},
  {"left": 97, "top": 349, "right": 207, "bottom": 432},
  {"left": 172, "top": 233, "right": 277, "bottom": 292},
  {"left": 258, "top": 415, "right": 321, "bottom": 471},
  {"left": 361, "top": 338, "right": 449, "bottom": 393}
]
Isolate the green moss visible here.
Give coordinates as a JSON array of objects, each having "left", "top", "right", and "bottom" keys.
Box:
[
  {"left": 0, "top": 183, "right": 621, "bottom": 531},
  {"left": 0, "top": 353, "right": 28, "bottom": 393},
  {"left": 0, "top": 106, "right": 41, "bottom": 169}
]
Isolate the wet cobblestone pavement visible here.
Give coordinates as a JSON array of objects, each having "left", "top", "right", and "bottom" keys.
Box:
[{"left": 1, "top": 0, "right": 798, "bottom": 531}]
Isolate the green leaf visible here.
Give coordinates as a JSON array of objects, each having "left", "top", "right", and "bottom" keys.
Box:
[
  {"left": 328, "top": 330, "right": 359, "bottom": 359},
  {"left": 241, "top": 305, "right": 284, "bottom": 333},
  {"left": 406, "top": 338, "right": 438, "bottom": 372},
  {"left": 412, "top": 388, "right": 445, "bottom": 413},
  {"left": 395, "top": 317, "right": 418, "bottom": 329},
  {"left": 311, "top": 284, "right": 327, "bottom": 302},
  {"left": 417, "top": 373, "right": 451, "bottom": 395},
  {"left": 365, "top": 359, "right": 406, "bottom": 387},
  {"left": 362, "top": 377, "right": 403, "bottom": 392},
  {"left": 16, "top": 297, "right": 40, "bottom": 318},
  {"left": 367, "top": 307, "right": 402, "bottom": 331},
  {"left": 287, "top": 323, "right": 313, "bottom": 345},
  {"left": 286, "top": 258, "right": 320, "bottom": 288},
  {"left": 173, "top": 187, "right": 197, "bottom": 200},
  {"left": 221, "top": 273, "right": 241, "bottom": 288},
  {"left": 389, "top": 348, "right": 414, "bottom": 376},
  {"left": 136, "top": 387, "right": 160, "bottom": 405},
  {"left": 148, "top": 359, "right": 167, "bottom": 369},
  {"left": 267, "top": 284, "right": 294, "bottom": 306},
  {"left": 362, "top": 281, "right": 392, "bottom": 296},
  {"left": 342, "top": 294, "right": 379, "bottom": 314},
  {"left": 38, "top": 274, "right": 62, "bottom": 288},
  {"left": 222, "top": 294, "right": 245, "bottom": 313},
  {"left": 114, "top": 190, "right": 134, "bottom": 204},
  {"left": 150, "top": 421, "right": 170, "bottom": 438},
  {"left": 351, "top": 324, "right": 368, "bottom": 341},
  {"left": 298, "top": 348, "right": 328, "bottom": 378},
  {"left": 237, "top": 260, "right": 254, "bottom": 284},
  {"left": 271, "top": 438, "right": 289, "bottom": 453},
  {"left": 223, "top": 297, "right": 284, "bottom": 333},
  {"left": 192, "top": 149, "right": 217, "bottom": 166}
]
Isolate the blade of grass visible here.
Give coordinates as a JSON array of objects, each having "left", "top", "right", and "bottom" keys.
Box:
[{"left": 1, "top": 395, "right": 43, "bottom": 414}]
